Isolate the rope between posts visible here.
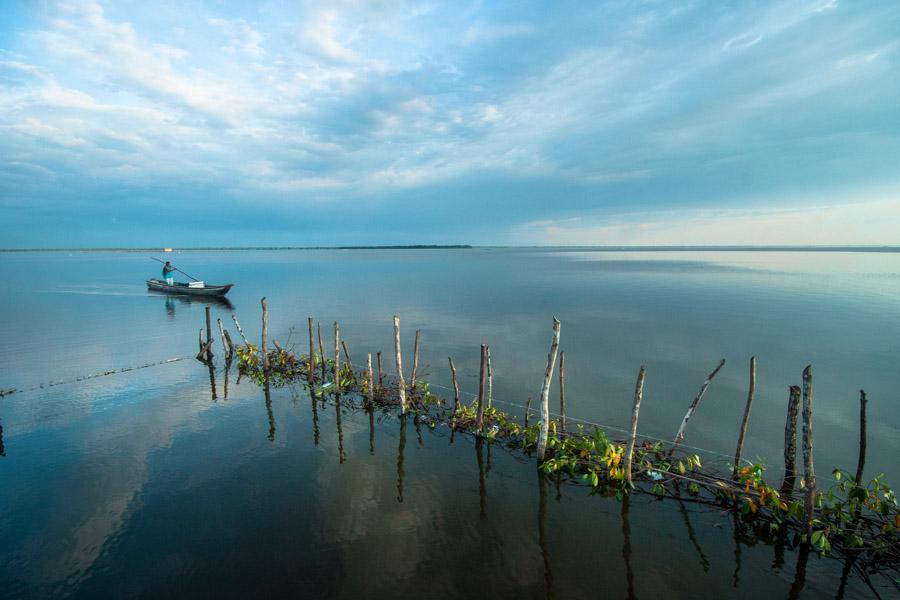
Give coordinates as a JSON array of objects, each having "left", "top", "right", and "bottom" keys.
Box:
[{"left": 3, "top": 357, "right": 189, "bottom": 396}]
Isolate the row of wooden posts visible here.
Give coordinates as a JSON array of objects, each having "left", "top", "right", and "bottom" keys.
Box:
[{"left": 201, "top": 301, "right": 870, "bottom": 536}]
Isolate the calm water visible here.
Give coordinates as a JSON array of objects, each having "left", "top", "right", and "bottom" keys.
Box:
[{"left": 1, "top": 248, "right": 898, "bottom": 598}]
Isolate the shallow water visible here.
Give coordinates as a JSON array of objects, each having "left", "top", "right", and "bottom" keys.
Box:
[{"left": 1, "top": 248, "right": 898, "bottom": 598}]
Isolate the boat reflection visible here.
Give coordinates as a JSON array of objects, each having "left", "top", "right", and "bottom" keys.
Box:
[{"left": 149, "top": 290, "right": 234, "bottom": 311}]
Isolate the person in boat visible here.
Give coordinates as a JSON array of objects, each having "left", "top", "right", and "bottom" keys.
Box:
[{"left": 162, "top": 261, "right": 176, "bottom": 285}]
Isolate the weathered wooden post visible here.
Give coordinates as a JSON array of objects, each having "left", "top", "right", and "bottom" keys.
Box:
[
  {"left": 334, "top": 322, "right": 341, "bottom": 395},
  {"left": 476, "top": 344, "right": 487, "bottom": 434},
  {"left": 217, "top": 318, "right": 230, "bottom": 358},
  {"left": 668, "top": 358, "right": 726, "bottom": 458},
  {"left": 732, "top": 356, "right": 756, "bottom": 480},
  {"left": 855, "top": 389, "right": 867, "bottom": 485},
  {"left": 317, "top": 321, "right": 326, "bottom": 383},
  {"left": 204, "top": 306, "right": 214, "bottom": 361},
  {"left": 410, "top": 330, "right": 421, "bottom": 388},
  {"left": 367, "top": 353, "right": 375, "bottom": 406},
  {"left": 448, "top": 357, "right": 460, "bottom": 412},
  {"left": 393, "top": 316, "right": 407, "bottom": 413},
  {"left": 222, "top": 330, "right": 235, "bottom": 360},
  {"left": 486, "top": 346, "right": 493, "bottom": 409},
  {"left": 199, "top": 328, "right": 205, "bottom": 354},
  {"left": 558, "top": 350, "right": 567, "bottom": 432},
  {"left": 260, "top": 298, "right": 269, "bottom": 371},
  {"left": 625, "top": 365, "right": 647, "bottom": 487},
  {"left": 801, "top": 365, "right": 816, "bottom": 537},
  {"left": 342, "top": 341, "right": 354, "bottom": 374},
  {"left": 780, "top": 385, "right": 802, "bottom": 496},
  {"left": 307, "top": 317, "right": 316, "bottom": 383},
  {"left": 232, "top": 314, "right": 251, "bottom": 347},
  {"left": 537, "top": 318, "right": 561, "bottom": 461}
]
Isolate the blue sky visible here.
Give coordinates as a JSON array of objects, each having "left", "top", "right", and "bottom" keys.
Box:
[{"left": 1, "top": 0, "right": 899, "bottom": 247}]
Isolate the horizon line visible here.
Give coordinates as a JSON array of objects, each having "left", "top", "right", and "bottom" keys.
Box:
[{"left": 2, "top": 244, "right": 900, "bottom": 252}]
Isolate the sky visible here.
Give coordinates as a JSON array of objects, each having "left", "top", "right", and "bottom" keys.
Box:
[{"left": 1, "top": 0, "right": 899, "bottom": 248}]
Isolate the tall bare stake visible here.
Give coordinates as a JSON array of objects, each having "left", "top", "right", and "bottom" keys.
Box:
[
  {"left": 307, "top": 317, "right": 316, "bottom": 383},
  {"left": 558, "top": 350, "right": 567, "bottom": 432},
  {"left": 801, "top": 365, "right": 816, "bottom": 537},
  {"left": 393, "top": 316, "right": 406, "bottom": 413},
  {"left": 205, "top": 306, "right": 214, "bottom": 362},
  {"left": 334, "top": 322, "right": 341, "bottom": 395},
  {"left": 732, "top": 356, "right": 757, "bottom": 480},
  {"left": 476, "top": 344, "right": 488, "bottom": 434},
  {"left": 855, "top": 389, "right": 868, "bottom": 485},
  {"left": 537, "top": 318, "right": 561, "bottom": 461},
  {"left": 366, "top": 353, "right": 374, "bottom": 406},
  {"left": 625, "top": 365, "right": 647, "bottom": 487},
  {"left": 217, "top": 318, "right": 230, "bottom": 358},
  {"left": 232, "top": 314, "right": 250, "bottom": 347},
  {"left": 486, "top": 347, "right": 493, "bottom": 409},
  {"left": 781, "top": 385, "right": 802, "bottom": 496},
  {"left": 669, "top": 358, "right": 726, "bottom": 458},
  {"left": 448, "top": 357, "right": 460, "bottom": 412},
  {"left": 261, "top": 298, "right": 269, "bottom": 371},
  {"left": 410, "top": 330, "right": 421, "bottom": 388}
]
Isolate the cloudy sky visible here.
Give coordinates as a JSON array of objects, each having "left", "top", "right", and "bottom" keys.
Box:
[{"left": 1, "top": 0, "right": 898, "bottom": 247}]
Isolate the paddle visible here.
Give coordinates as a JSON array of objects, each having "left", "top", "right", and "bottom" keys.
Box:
[{"left": 150, "top": 257, "right": 201, "bottom": 282}]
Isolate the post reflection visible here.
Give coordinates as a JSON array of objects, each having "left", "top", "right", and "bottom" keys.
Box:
[
  {"left": 223, "top": 358, "right": 231, "bottom": 400},
  {"left": 537, "top": 469, "right": 554, "bottom": 600},
  {"left": 397, "top": 413, "right": 407, "bottom": 503},
  {"left": 475, "top": 436, "right": 487, "bottom": 520},
  {"left": 264, "top": 378, "right": 275, "bottom": 442},
  {"left": 787, "top": 545, "right": 809, "bottom": 600},
  {"left": 368, "top": 405, "right": 375, "bottom": 455},
  {"left": 335, "top": 396, "right": 345, "bottom": 464},
  {"left": 311, "top": 393, "right": 320, "bottom": 446},
  {"left": 621, "top": 492, "right": 636, "bottom": 600},
  {"left": 0, "top": 420, "right": 5, "bottom": 457},
  {"left": 207, "top": 361, "right": 218, "bottom": 401}
]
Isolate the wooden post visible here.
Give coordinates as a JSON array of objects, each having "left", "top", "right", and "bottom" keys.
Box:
[
  {"left": 486, "top": 346, "right": 493, "bottom": 409},
  {"left": 222, "top": 330, "right": 235, "bottom": 360},
  {"left": 376, "top": 351, "right": 384, "bottom": 393},
  {"left": 393, "top": 316, "right": 406, "bottom": 413},
  {"left": 367, "top": 353, "right": 375, "bottom": 406},
  {"left": 341, "top": 340, "right": 354, "bottom": 374},
  {"left": 801, "top": 365, "right": 816, "bottom": 537},
  {"left": 205, "top": 306, "right": 214, "bottom": 361},
  {"left": 524, "top": 397, "right": 533, "bottom": 428},
  {"left": 855, "top": 389, "right": 867, "bottom": 485},
  {"left": 199, "top": 328, "right": 205, "bottom": 353},
  {"left": 780, "top": 385, "right": 802, "bottom": 496},
  {"left": 260, "top": 298, "right": 269, "bottom": 371},
  {"left": 217, "top": 318, "right": 230, "bottom": 358},
  {"left": 558, "top": 350, "right": 566, "bottom": 432},
  {"left": 476, "top": 344, "right": 487, "bottom": 434},
  {"left": 196, "top": 339, "right": 214, "bottom": 362},
  {"left": 232, "top": 314, "right": 250, "bottom": 347},
  {"left": 410, "top": 329, "right": 421, "bottom": 388},
  {"left": 448, "top": 357, "right": 460, "bottom": 412},
  {"left": 625, "top": 365, "right": 646, "bottom": 487},
  {"left": 537, "top": 318, "right": 561, "bottom": 461},
  {"left": 307, "top": 317, "right": 316, "bottom": 383},
  {"left": 668, "top": 358, "right": 726, "bottom": 458},
  {"left": 317, "top": 321, "right": 326, "bottom": 383},
  {"left": 732, "top": 356, "right": 757, "bottom": 480},
  {"left": 334, "top": 322, "right": 341, "bottom": 395}
]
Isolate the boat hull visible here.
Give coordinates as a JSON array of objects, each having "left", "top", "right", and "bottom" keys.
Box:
[{"left": 147, "top": 279, "right": 233, "bottom": 297}]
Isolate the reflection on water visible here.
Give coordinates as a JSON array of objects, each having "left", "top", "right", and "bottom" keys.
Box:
[
  {"left": 537, "top": 469, "right": 554, "bottom": 599},
  {"left": 397, "top": 413, "right": 406, "bottom": 503}
]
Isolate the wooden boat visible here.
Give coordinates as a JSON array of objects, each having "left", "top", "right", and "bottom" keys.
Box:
[{"left": 146, "top": 279, "right": 233, "bottom": 297}]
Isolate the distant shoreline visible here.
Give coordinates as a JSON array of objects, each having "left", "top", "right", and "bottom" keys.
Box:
[{"left": 2, "top": 245, "right": 900, "bottom": 253}]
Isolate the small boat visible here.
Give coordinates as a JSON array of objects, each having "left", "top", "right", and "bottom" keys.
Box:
[{"left": 147, "top": 279, "right": 234, "bottom": 297}]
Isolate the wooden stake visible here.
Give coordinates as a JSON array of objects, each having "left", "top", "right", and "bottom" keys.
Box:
[
  {"left": 625, "top": 365, "right": 646, "bottom": 487},
  {"left": 222, "top": 330, "right": 235, "bottom": 360},
  {"left": 367, "top": 353, "right": 374, "bottom": 406},
  {"left": 558, "top": 350, "right": 566, "bottom": 432},
  {"left": 260, "top": 298, "right": 269, "bottom": 371},
  {"left": 196, "top": 339, "right": 214, "bottom": 362},
  {"left": 781, "top": 385, "right": 802, "bottom": 496},
  {"left": 855, "top": 389, "right": 868, "bottom": 485},
  {"left": 537, "top": 318, "right": 561, "bottom": 461},
  {"left": 341, "top": 340, "right": 354, "bottom": 374},
  {"left": 410, "top": 329, "right": 421, "bottom": 388},
  {"left": 476, "top": 344, "right": 487, "bottom": 434},
  {"left": 307, "top": 317, "right": 316, "bottom": 383},
  {"left": 448, "top": 357, "right": 460, "bottom": 412},
  {"left": 524, "top": 397, "right": 533, "bottom": 428},
  {"left": 669, "top": 358, "right": 726, "bottom": 458},
  {"left": 232, "top": 314, "right": 250, "bottom": 347},
  {"left": 486, "top": 346, "right": 493, "bottom": 409},
  {"left": 801, "top": 365, "right": 816, "bottom": 537},
  {"left": 217, "top": 318, "right": 230, "bottom": 358},
  {"left": 334, "top": 322, "right": 341, "bottom": 395},
  {"left": 393, "top": 316, "right": 406, "bottom": 413},
  {"left": 317, "top": 321, "right": 326, "bottom": 383},
  {"left": 732, "top": 356, "right": 757, "bottom": 480},
  {"left": 199, "top": 328, "right": 205, "bottom": 353},
  {"left": 205, "top": 306, "right": 214, "bottom": 361},
  {"left": 376, "top": 351, "right": 384, "bottom": 398}
]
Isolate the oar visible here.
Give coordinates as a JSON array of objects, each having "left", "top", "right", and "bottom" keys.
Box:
[{"left": 150, "top": 257, "right": 201, "bottom": 282}]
